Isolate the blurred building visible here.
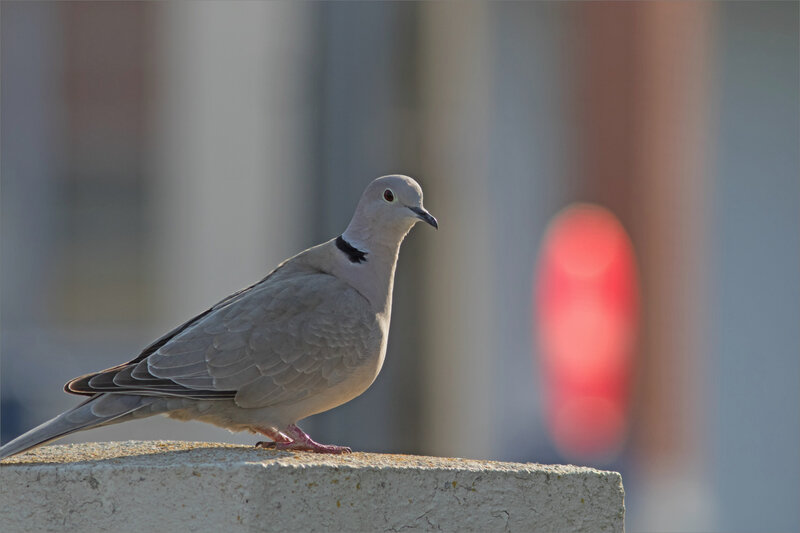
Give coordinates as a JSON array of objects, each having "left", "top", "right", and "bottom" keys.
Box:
[{"left": 1, "top": 2, "right": 797, "bottom": 531}]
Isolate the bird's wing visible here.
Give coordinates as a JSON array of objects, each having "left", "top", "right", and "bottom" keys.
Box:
[
  {"left": 64, "top": 266, "right": 274, "bottom": 397},
  {"left": 65, "top": 265, "right": 381, "bottom": 409}
]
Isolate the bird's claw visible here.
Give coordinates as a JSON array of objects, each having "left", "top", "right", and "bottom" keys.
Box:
[
  {"left": 256, "top": 440, "right": 351, "bottom": 454},
  {"left": 254, "top": 424, "right": 351, "bottom": 454},
  {"left": 278, "top": 442, "right": 350, "bottom": 454}
]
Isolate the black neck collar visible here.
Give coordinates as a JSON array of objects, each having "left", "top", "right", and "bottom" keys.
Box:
[{"left": 336, "top": 235, "right": 368, "bottom": 264}]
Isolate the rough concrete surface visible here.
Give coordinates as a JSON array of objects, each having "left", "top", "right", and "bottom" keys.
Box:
[{"left": 0, "top": 441, "right": 624, "bottom": 532}]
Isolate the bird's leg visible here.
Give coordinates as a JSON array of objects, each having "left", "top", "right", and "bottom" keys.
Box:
[
  {"left": 254, "top": 427, "right": 292, "bottom": 449},
  {"left": 264, "top": 424, "right": 352, "bottom": 454}
]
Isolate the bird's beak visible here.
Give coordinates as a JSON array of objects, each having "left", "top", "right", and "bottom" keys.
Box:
[{"left": 408, "top": 206, "right": 438, "bottom": 229}]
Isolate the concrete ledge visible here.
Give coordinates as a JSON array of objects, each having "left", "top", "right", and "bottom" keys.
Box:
[{"left": 0, "top": 441, "right": 624, "bottom": 532}]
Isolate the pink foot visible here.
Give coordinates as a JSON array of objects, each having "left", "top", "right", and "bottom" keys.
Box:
[
  {"left": 254, "top": 426, "right": 292, "bottom": 449},
  {"left": 256, "top": 424, "right": 351, "bottom": 454}
]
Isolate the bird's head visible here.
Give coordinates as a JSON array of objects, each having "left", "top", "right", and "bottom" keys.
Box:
[{"left": 343, "top": 175, "right": 437, "bottom": 248}]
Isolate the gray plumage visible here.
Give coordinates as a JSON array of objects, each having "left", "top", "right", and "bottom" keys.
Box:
[{"left": 1, "top": 175, "right": 436, "bottom": 459}]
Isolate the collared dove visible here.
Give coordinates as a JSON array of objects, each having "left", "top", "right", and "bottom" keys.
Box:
[{"left": 0, "top": 175, "right": 437, "bottom": 459}]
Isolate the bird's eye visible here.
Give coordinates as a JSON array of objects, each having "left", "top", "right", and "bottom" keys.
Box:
[{"left": 383, "top": 189, "right": 395, "bottom": 202}]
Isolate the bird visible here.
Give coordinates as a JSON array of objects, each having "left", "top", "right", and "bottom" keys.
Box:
[{"left": 0, "top": 174, "right": 437, "bottom": 459}]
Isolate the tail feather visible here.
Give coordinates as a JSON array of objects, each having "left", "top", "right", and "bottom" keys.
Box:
[{"left": 0, "top": 394, "right": 154, "bottom": 460}]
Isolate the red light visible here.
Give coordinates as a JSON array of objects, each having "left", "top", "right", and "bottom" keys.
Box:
[{"left": 536, "top": 204, "right": 639, "bottom": 462}]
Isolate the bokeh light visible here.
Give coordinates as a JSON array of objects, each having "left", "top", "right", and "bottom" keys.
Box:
[{"left": 536, "top": 204, "right": 639, "bottom": 462}]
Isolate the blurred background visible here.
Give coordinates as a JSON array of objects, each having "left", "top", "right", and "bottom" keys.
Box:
[{"left": 1, "top": 1, "right": 797, "bottom": 531}]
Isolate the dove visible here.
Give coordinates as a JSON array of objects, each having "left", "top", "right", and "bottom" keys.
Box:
[{"left": 0, "top": 175, "right": 437, "bottom": 459}]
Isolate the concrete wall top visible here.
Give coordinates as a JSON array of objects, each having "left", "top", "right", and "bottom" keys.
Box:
[{"left": 1, "top": 441, "right": 625, "bottom": 532}]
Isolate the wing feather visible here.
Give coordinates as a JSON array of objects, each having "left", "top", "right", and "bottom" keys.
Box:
[{"left": 65, "top": 261, "right": 382, "bottom": 410}]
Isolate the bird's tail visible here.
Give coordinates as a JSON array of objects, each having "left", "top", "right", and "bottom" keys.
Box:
[{"left": 0, "top": 393, "right": 155, "bottom": 460}]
